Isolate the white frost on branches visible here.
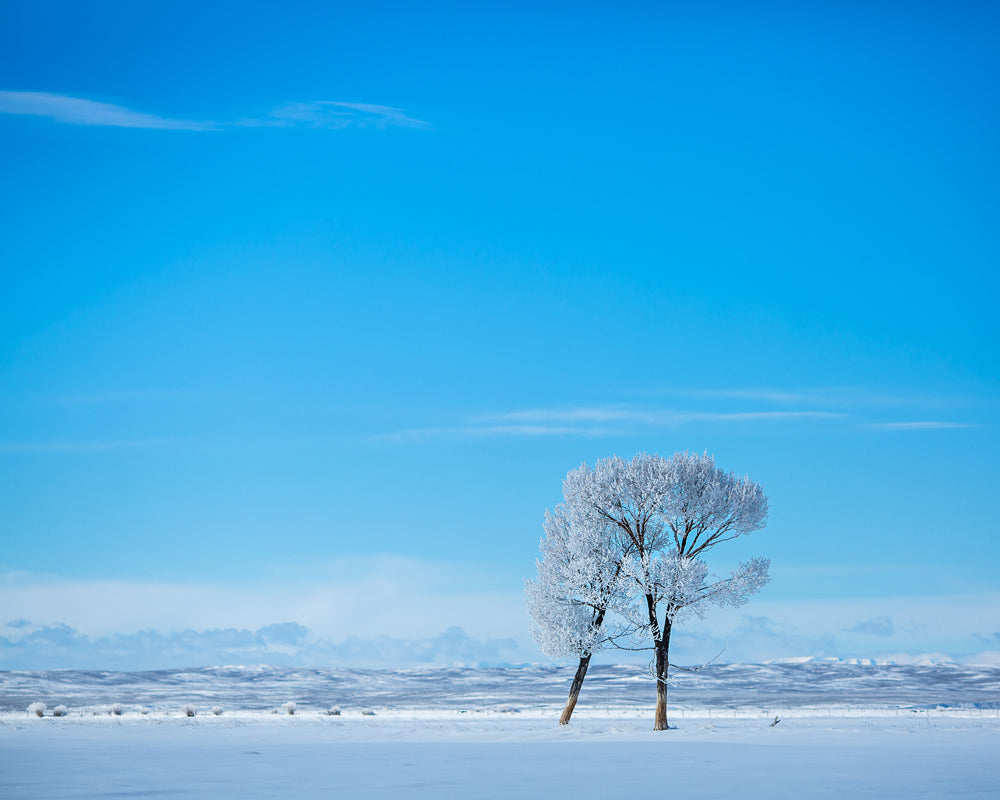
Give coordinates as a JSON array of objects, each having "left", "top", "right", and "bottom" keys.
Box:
[
  {"left": 659, "top": 451, "right": 769, "bottom": 557},
  {"left": 525, "top": 503, "right": 627, "bottom": 659},
  {"left": 527, "top": 451, "right": 771, "bottom": 661},
  {"left": 620, "top": 552, "right": 771, "bottom": 632}
]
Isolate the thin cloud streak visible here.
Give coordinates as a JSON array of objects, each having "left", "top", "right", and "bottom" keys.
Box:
[
  {"left": 678, "top": 410, "right": 845, "bottom": 422},
  {"left": 487, "top": 407, "right": 636, "bottom": 423},
  {"left": 661, "top": 386, "right": 967, "bottom": 409},
  {"left": 679, "top": 388, "right": 823, "bottom": 404},
  {"left": 236, "top": 100, "right": 430, "bottom": 130},
  {"left": 0, "top": 438, "right": 172, "bottom": 454},
  {"left": 317, "top": 101, "right": 429, "bottom": 129},
  {"left": 383, "top": 406, "right": 846, "bottom": 440},
  {"left": 382, "top": 388, "right": 982, "bottom": 442},
  {"left": 0, "top": 91, "right": 214, "bottom": 130},
  {"left": 48, "top": 389, "right": 217, "bottom": 405},
  {"left": 376, "top": 425, "right": 626, "bottom": 442},
  {"left": 0, "top": 91, "right": 429, "bottom": 132},
  {"left": 488, "top": 407, "right": 844, "bottom": 425},
  {"left": 868, "top": 421, "right": 974, "bottom": 430}
]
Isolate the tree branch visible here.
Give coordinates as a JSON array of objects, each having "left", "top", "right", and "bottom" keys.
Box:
[{"left": 668, "top": 645, "right": 727, "bottom": 672}]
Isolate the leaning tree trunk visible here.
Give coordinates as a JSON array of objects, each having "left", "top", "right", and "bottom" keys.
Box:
[
  {"left": 559, "top": 606, "right": 607, "bottom": 725},
  {"left": 653, "top": 619, "right": 673, "bottom": 731},
  {"left": 559, "top": 653, "right": 593, "bottom": 725}
]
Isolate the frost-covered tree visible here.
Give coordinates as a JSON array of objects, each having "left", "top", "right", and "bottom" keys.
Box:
[
  {"left": 525, "top": 495, "right": 630, "bottom": 724},
  {"left": 611, "top": 452, "right": 771, "bottom": 730},
  {"left": 621, "top": 549, "right": 770, "bottom": 730},
  {"left": 529, "top": 452, "right": 770, "bottom": 731}
]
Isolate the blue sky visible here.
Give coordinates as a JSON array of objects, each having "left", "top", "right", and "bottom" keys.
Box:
[{"left": 2, "top": 1, "right": 999, "bottom": 669}]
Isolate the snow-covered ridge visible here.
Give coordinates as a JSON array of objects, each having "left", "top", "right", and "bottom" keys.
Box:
[
  {"left": 3, "top": 662, "right": 998, "bottom": 716},
  {"left": 765, "top": 654, "right": 1000, "bottom": 666}
]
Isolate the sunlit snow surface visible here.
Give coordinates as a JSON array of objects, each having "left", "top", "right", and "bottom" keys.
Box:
[
  {"left": 2, "top": 662, "right": 999, "bottom": 714},
  {"left": 2, "top": 664, "right": 998, "bottom": 799}
]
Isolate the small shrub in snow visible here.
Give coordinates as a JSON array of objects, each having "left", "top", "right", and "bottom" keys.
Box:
[
  {"left": 139, "top": 706, "right": 152, "bottom": 715},
  {"left": 28, "top": 702, "right": 47, "bottom": 717},
  {"left": 109, "top": 704, "right": 124, "bottom": 716},
  {"left": 52, "top": 705, "right": 68, "bottom": 717},
  {"left": 326, "top": 706, "right": 341, "bottom": 716},
  {"left": 182, "top": 705, "right": 196, "bottom": 717},
  {"left": 211, "top": 706, "right": 224, "bottom": 716},
  {"left": 282, "top": 702, "right": 296, "bottom": 715}
]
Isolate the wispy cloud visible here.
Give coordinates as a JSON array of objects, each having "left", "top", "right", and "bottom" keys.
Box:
[
  {"left": 489, "top": 407, "right": 845, "bottom": 425},
  {"left": 658, "top": 386, "right": 969, "bottom": 409},
  {"left": 846, "top": 616, "right": 895, "bottom": 637},
  {"left": 239, "top": 101, "right": 429, "bottom": 130},
  {"left": 47, "top": 389, "right": 215, "bottom": 405},
  {"left": 678, "top": 593, "right": 1000, "bottom": 665},
  {"left": 868, "top": 421, "right": 974, "bottom": 431},
  {"left": 0, "top": 438, "right": 171, "bottom": 454},
  {"left": 0, "top": 91, "right": 214, "bottom": 130},
  {"left": 678, "top": 411, "right": 844, "bottom": 422},
  {"left": 0, "top": 91, "right": 428, "bottom": 132},
  {"left": 381, "top": 405, "right": 847, "bottom": 441},
  {"left": 486, "top": 407, "right": 637, "bottom": 423},
  {"left": 679, "top": 388, "right": 829, "bottom": 404},
  {"left": 381, "top": 384, "right": 985, "bottom": 442},
  {"left": 376, "top": 424, "right": 625, "bottom": 442}
]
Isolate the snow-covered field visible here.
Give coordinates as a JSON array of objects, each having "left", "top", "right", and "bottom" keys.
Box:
[{"left": 2, "top": 663, "right": 998, "bottom": 798}]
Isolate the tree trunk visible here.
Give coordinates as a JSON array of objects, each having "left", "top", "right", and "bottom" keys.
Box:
[
  {"left": 559, "top": 653, "right": 592, "bottom": 725},
  {"left": 653, "top": 619, "right": 672, "bottom": 731}
]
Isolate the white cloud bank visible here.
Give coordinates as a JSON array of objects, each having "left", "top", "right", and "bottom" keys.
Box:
[
  {"left": 2, "top": 560, "right": 998, "bottom": 670},
  {"left": 0, "top": 621, "right": 523, "bottom": 671},
  {"left": 0, "top": 556, "right": 523, "bottom": 641}
]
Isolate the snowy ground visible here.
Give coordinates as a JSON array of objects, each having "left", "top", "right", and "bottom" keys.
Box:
[
  {"left": 3, "top": 714, "right": 998, "bottom": 799},
  {"left": 2, "top": 664, "right": 998, "bottom": 798}
]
